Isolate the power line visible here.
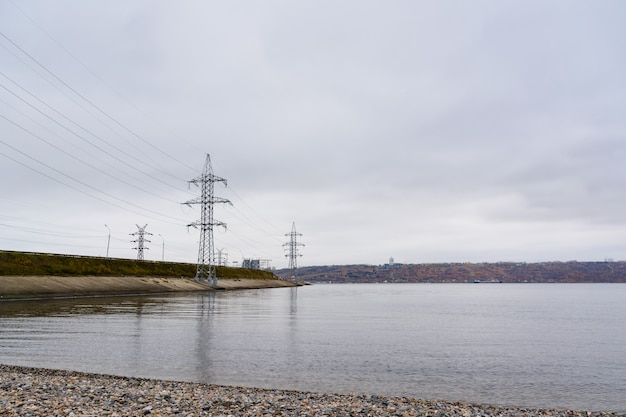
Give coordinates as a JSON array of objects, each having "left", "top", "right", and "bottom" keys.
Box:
[
  {"left": 225, "top": 185, "right": 286, "bottom": 238},
  {"left": 0, "top": 235, "right": 105, "bottom": 250},
  {"left": 7, "top": 0, "right": 208, "bottom": 161},
  {"left": 0, "top": 30, "right": 199, "bottom": 175},
  {"left": 0, "top": 136, "right": 186, "bottom": 225},
  {"left": 0, "top": 222, "right": 101, "bottom": 239},
  {"left": 0, "top": 70, "right": 192, "bottom": 195},
  {"left": 0, "top": 103, "right": 182, "bottom": 205}
]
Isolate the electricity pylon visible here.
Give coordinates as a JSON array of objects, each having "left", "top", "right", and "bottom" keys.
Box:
[
  {"left": 130, "top": 224, "right": 152, "bottom": 261},
  {"left": 283, "top": 222, "right": 304, "bottom": 270},
  {"left": 183, "top": 154, "right": 231, "bottom": 285},
  {"left": 217, "top": 248, "right": 228, "bottom": 266}
]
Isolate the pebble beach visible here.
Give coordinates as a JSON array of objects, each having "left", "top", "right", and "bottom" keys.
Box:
[{"left": 1, "top": 365, "right": 622, "bottom": 417}]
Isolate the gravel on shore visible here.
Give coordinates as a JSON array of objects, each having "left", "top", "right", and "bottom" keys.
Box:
[{"left": 0, "top": 364, "right": 622, "bottom": 417}]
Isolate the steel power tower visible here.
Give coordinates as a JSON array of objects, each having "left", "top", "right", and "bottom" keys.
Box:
[
  {"left": 216, "top": 248, "right": 228, "bottom": 266},
  {"left": 184, "top": 154, "right": 231, "bottom": 285},
  {"left": 130, "top": 224, "right": 152, "bottom": 261},
  {"left": 284, "top": 222, "right": 304, "bottom": 269}
]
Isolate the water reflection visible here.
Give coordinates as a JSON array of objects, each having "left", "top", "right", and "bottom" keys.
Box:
[
  {"left": 0, "top": 295, "right": 169, "bottom": 318},
  {"left": 284, "top": 287, "right": 303, "bottom": 387},
  {"left": 192, "top": 292, "right": 215, "bottom": 381}
]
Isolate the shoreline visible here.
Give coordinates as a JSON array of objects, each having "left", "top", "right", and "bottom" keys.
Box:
[
  {"left": 0, "top": 275, "right": 297, "bottom": 301},
  {"left": 0, "top": 364, "right": 621, "bottom": 417}
]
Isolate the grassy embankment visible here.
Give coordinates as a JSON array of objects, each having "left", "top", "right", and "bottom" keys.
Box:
[
  {"left": 0, "top": 251, "right": 292, "bottom": 299},
  {"left": 0, "top": 250, "right": 274, "bottom": 279}
]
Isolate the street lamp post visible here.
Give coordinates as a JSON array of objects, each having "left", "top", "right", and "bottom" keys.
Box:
[{"left": 104, "top": 224, "right": 111, "bottom": 258}]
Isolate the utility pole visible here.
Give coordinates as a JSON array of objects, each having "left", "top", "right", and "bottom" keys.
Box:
[
  {"left": 183, "top": 154, "right": 231, "bottom": 285},
  {"left": 130, "top": 224, "right": 152, "bottom": 261},
  {"left": 104, "top": 224, "right": 111, "bottom": 258},
  {"left": 283, "top": 222, "right": 304, "bottom": 270}
]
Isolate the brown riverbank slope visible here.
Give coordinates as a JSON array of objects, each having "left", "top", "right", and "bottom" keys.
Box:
[
  {"left": 277, "top": 261, "right": 626, "bottom": 283},
  {"left": 0, "top": 275, "right": 296, "bottom": 300}
]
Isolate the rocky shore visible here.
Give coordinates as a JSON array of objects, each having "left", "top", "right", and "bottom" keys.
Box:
[{"left": 0, "top": 365, "right": 622, "bottom": 417}]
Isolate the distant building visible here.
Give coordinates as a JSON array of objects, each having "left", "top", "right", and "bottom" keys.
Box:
[
  {"left": 384, "top": 257, "right": 402, "bottom": 267},
  {"left": 241, "top": 258, "right": 261, "bottom": 269}
]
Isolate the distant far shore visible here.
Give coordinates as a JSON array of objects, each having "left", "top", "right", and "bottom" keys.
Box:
[
  {"left": 0, "top": 275, "right": 296, "bottom": 301},
  {"left": 278, "top": 261, "right": 626, "bottom": 284}
]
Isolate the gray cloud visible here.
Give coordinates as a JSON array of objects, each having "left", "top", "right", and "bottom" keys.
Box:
[{"left": 1, "top": 1, "right": 625, "bottom": 266}]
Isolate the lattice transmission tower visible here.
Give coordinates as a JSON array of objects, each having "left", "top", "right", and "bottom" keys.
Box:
[
  {"left": 283, "top": 222, "right": 304, "bottom": 269},
  {"left": 216, "top": 248, "right": 228, "bottom": 266},
  {"left": 130, "top": 224, "right": 152, "bottom": 261},
  {"left": 183, "top": 154, "right": 231, "bottom": 285}
]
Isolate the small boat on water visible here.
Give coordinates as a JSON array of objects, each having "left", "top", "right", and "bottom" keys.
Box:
[{"left": 473, "top": 279, "right": 503, "bottom": 283}]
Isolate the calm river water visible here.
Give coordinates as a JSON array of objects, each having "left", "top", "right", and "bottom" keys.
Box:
[{"left": 0, "top": 283, "right": 624, "bottom": 412}]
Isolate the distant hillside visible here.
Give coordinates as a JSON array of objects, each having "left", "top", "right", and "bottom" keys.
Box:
[
  {"left": 276, "top": 261, "right": 626, "bottom": 283},
  {"left": 0, "top": 250, "right": 276, "bottom": 280}
]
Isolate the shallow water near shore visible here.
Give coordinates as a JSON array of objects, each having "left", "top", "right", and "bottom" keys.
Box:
[{"left": 0, "top": 283, "right": 624, "bottom": 412}]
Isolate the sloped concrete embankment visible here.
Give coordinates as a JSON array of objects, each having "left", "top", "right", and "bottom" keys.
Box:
[{"left": 0, "top": 276, "right": 296, "bottom": 300}]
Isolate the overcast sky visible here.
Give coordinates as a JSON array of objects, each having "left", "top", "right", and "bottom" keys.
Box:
[{"left": 1, "top": 1, "right": 625, "bottom": 268}]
